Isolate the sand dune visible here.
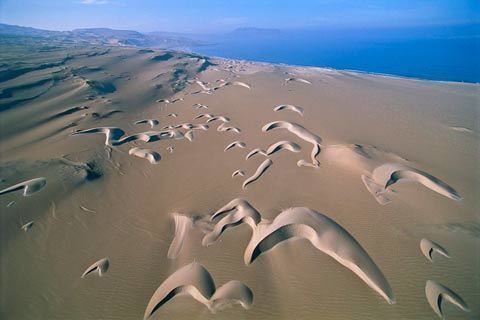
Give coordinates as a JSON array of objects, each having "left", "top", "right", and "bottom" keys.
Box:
[
  {"left": 134, "top": 119, "right": 159, "bottom": 128},
  {"left": 81, "top": 258, "right": 109, "bottom": 278},
  {"left": 244, "top": 207, "right": 395, "bottom": 304},
  {"left": 263, "top": 121, "right": 322, "bottom": 166},
  {"left": 243, "top": 159, "right": 273, "bottom": 189},
  {"left": 266, "top": 140, "right": 301, "bottom": 156},
  {"left": 167, "top": 113, "right": 178, "bottom": 118},
  {"left": 217, "top": 123, "right": 241, "bottom": 134},
  {"left": 128, "top": 147, "right": 161, "bottom": 164},
  {"left": 224, "top": 141, "right": 246, "bottom": 151},
  {"left": 167, "top": 213, "right": 193, "bottom": 259},
  {"left": 206, "top": 115, "right": 231, "bottom": 123},
  {"left": 215, "top": 81, "right": 252, "bottom": 90},
  {"left": 0, "top": 177, "right": 47, "bottom": 197},
  {"left": 246, "top": 148, "right": 267, "bottom": 160},
  {"left": 21, "top": 221, "right": 34, "bottom": 232},
  {"left": 203, "top": 198, "right": 262, "bottom": 246},
  {"left": 273, "top": 104, "right": 304, "bottom": 116},
  {"left": 425, "top": 280, "right": 469, "bottom": 318},
  {"left": 232, "top": 170, "right": 245, "bottom": 177},
  {"left": 143, "top": 262, "right": 253, "bottom": 319},
  {"left": 285, "top": 77, "right": 312, "bottom": 84},
  {"left": 362, "top": 163, "right": 462, "bottom": 204},
  {"left": 420, "top": 239, "right": 450, "bottom": 262},
  {"left": 193, "top": 103, "right": 208, "bottom": 109}
]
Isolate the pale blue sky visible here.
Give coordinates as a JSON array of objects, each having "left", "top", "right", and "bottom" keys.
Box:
[{"left": 0, "top": 0, "right": 478, "bottom": 33}]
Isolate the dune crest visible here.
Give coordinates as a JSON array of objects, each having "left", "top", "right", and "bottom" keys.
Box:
[
  {"left": 134, "top": 119, "right": 159, "bottom": 128},
  {"left": 273, "top": 104, "right": 304, "bottom": 116},
  {"left": 193, "top": 103, "right": 208, "bottom": 109},
  {"left": 243, "top": 159, "right": 273, "bottom": 189},
  {"left": 0, "top": 177, "right": 47, "bottom": 197},
  {"left": 266, "top": 140, "right": 301, "bottom": 156},
  {"left": 246, "top": 148, "right": 267, "bottom": 160},
  {"left": 420, "top": 239, "right": 450, "bottom": 262},
  {"left": 425, "top": 280, "right": 469, "bottom": 318},
  {"left": 128, "top": 147, "right": 161, "bottom": 164},
  {"left": 285, "top": 77, "right": 312, "bottom": 84},
  {"left": 232, "top": 170, "right": 245, "bottom": 178},
  {"left": 21, "top": 221, "right": 34, "bottom": 232},
  {"left": 167, "top": 213, "right": 193, "bottom": 259},
  {"left": 81, "top": 258, "right": 109, "bottom": 278},
  {"left": 143, "top": 262, "right": 253, "bottom": 319}
]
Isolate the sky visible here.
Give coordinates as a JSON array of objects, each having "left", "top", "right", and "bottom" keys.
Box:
[{"left": 0, "top": 0, "right": 478, "bottom": 33}]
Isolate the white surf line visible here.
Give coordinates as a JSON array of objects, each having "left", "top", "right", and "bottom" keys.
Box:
[
  {"left": 273, "top": 104, "right": 304, "bottom": 116},
  {"left": 143, "top": 262, "right": 253, "bottom": 319},
  {"left": 242, "top": 159, "right": 273, "bottom": 189},
  {"left": 81, "top": 258, "right": 110, "bottom": 278},
  {"left": 224, "top": 141, "right": 246, "bottom": 151},
  {"left": 0, "top": 178, "right": 47, "bottom": 197}
]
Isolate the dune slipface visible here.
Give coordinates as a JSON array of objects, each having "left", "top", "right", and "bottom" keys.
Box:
[
  {"left": 362, "top": 163, "right": 462, "bottom": 204},
  {"left": 21, "top": 221, "right": 34, "bottom": 232},
  {"left": 143, "top": 262, "right": 253, "bottom": 319},
  {"left": 81, "top": 258, "right": 109, "bottom": 278},
  {"left": 232, "top": 170, "right": 245, "bottom": 178},
  {"left": 244, "top": 207, "right": 395, "bottom": 305},
  {"left": 273, "top": 104, "right": 304, "bottom": 116},
  {"left": 266, "top": 140, "right": 301, "bottom": 156},
  {"left": 0, "top": 177, "right": 47, "bottom": 197},
  {"left": 425, "top": 280, "right": 469, "bottom": 318},
  {"left": 262, "top": 121, "right": 321, "bottom": 167},
  {"left": 215, "top": 81, "right": 251, "bottom": 90},
  {"left": 128, "top": 147, "right": 161, "bottom": 164},
  {"left": 203, "top": 198, "right": 262, "bottom": 246},
  {"left": 246, "top": 148, "right": 267, "bottom": 160},
  {"left": 420, "top": 239, "right": 450, "bottom": 262},
  {"left": 285, "top": 77, "right": 312, "bottom": 84},
  {"left": 243, "top": 159, "right": 273, "bottom": 189},
  {"left": 225, "top": 141, "right": 246, "bottom": 151},
  {"left": 135, "top": 119, "right": 159, "bottom": 128}
]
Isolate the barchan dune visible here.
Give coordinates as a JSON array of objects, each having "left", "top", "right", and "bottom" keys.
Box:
[
  {"left": 425, "top": 280, "right": 469, "bottom": 318},
  {"left": 0, "top": 177, "right": 47, "bottom": 197},
  {"left": 420, "top": 239, "right": 450, "bottom": 262},
  {"left": 81, "top": 258, "right": 110, "bottom": 278},
  {"left": 143, "top": 262, "right": 253, "bottom": 319}
]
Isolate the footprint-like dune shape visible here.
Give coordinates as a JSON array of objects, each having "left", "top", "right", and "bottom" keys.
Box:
[
  {"left": 425, "top": 280, "right": 469, "bottom": 318},
  {"left": 266, "top": 140, "right": 301, "bottom": 156},
  {"left": 273, "top": 104, "right": 304, "bottom": 116},
  {"left": 244, "top": 207, "right": 395, "bottom": 304},
  {"left": 206, "top": 116, "right": 231, "bottom": 123},
  {"left": 420, "top": 239, "right": 450, "bottom": 262},
  {"left": 285, "top": 77, "right": 312, "bottom": 84},
  {"left": 135, "top": 119, "right": 159, "bottom": 128},
  {"left": 225, "top": 141, "right": 246, "bottom": 151},
  {"left": 243, "top": 159, "right": 273, "bottom": 189},
  {"left": 128, "top": 147, "right": 161, "bottom": 164},
  {"left": 246, "top": 148, "right": 267, "bottom": 160},
  {"left": 81, "top": 258, "right": 109, "bottom": 278},
  {"left": 143, "top": 262, "right": 253, "bottom": 319},
  {"left": 232, "top": 170, "right": 245, "bottom": 178},
  {"left": 167, "top": 214, "right": 193, "bottom": 259},
  {"left": 0, "top": 177, "right": 47, "bottom": 197},
  {"left": 262, "top": 121, "right": 322, "bottom": 166},
  {"left": 362, "top": 163, "right": 462, "bottom": 204},
  {"left": 203, "top": 198, "right": 262, "bottom": 246}
]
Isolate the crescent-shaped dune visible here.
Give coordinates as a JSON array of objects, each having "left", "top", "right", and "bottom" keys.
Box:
[
  {"left": 262, "top": 121, "right": 322, "bottom": 166},
  {"left": 143, "top": 262, "right": 252, "bottom": 319},
  {"left": 167, "top": 113, "right": 178, "bottom": 118},
  {"left": 360, "top": 175, "right": 391, "bottom": 205},
  {"left": 167, "top": 213, "right": 193, "bottom": 259},
  {"left": 225, "top": 141, "right": 246, "bottom": 151},
  {"left": 273, "top": 104, "right": 304, "bottom": 116},
  {"left": 364, "top": 163, "right": 462, "bottom": 203},
  {"left": 420, "top": 239, "right": 450, "bottom": 262},
  {"left": 209, "top": 280, "right": 254, "bottom": 312},
  {"left": 285, "top": 77, "right": 312, "bottom": 84},
  {"left": 194, "top": 113, "right": 213, "bottom": 120},
  {"left": 206, "top": 116, "right": 231, "bottom": 123},
  {"left": 0, "top": 177, "right": 47, "bottom": 197},
  {"left": 135, "top": 119, "right": 159, "bottom": 128},
  {"left": 246, "top": 148, "right": 267, "bottom": 160},
  {"left": 244, "top": 207, "right": 396, "bottom": 304},
  {"left": 425, "top": 280, "right": 469, "bottom": 318},
  {"left": 193, "top": 103, "right": 208, "bottom": 109},
  {"left": 217, "top": 123, "right": 241, "bottom": 133},
  {"left": 243, "top": 159, "right": 273, "bottom": 189},
  {"left": 232, "top": 170, "right": 245, "bottom": 178},
  {"left": 202, "top": 198, "right": 262, "bottom": 246},
  {"left": 215, "top": 81, "right": 251, "bottom": 90},
  {"left": 266, "top": 140, "right": 301, "bottom": 156},
  {"left": 72, "top": 127, "right": 125, "bottom": 146},
  {"left": 81, "top": 258, "right": 109, "bottom": 278},
  {"left": 21, "top": 221, "right": 34, "bottom": 232},
  {"left": 128, "top": 147, "right": 161, "bottom": 164}
]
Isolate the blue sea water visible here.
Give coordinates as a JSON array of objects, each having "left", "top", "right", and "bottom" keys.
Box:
[{"left": 191, "top": 25, "right": 479, "bottom": 83}]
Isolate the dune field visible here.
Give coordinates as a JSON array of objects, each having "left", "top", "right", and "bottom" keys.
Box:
[{"left": 0, "top": 39, "right": 479, "bottom": 320}]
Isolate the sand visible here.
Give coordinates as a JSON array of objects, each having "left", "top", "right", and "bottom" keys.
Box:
[{"left": 0, "top": 40, "right": 479, "bottom": 320}]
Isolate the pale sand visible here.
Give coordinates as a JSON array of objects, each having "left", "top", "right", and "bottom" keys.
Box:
[{"left": 0, "top": 42, "right": 479, "bottom": 320}]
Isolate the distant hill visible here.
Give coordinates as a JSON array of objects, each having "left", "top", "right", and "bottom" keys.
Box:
[{"left": 0, "top": 23, "right": 206, "bottom": 49}]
